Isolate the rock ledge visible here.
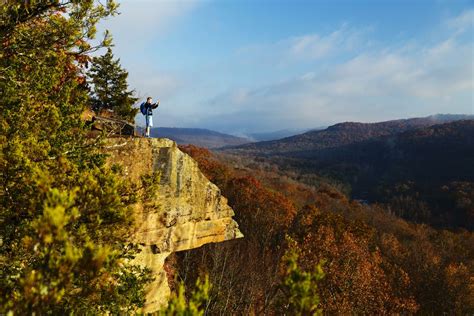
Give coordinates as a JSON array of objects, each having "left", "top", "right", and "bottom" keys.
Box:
[{"left": 104, "top": 138, "right": 243, "bottom": 312}]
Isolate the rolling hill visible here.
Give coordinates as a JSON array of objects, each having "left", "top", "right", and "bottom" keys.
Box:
[
  {"left": 247, "top": 128, "right": 313, "bottom": 141},
  {"left": 222, "top": 116, "right": 474, "bottom": 230},
  {"left": 225, "top": 114, "right": 473, "bottom": 155},
  {"left": 149, "top": 127, "right": 252, "bottom": 149}
]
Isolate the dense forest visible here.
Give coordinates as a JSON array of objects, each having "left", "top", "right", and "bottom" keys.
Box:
[
  {"left": 174, "top": 145, "right": 474, "bottom": 314},
  {"left": 0, "top": 1, "right": 153, "bottom": 314},
  {"left": 223, "top": 119, "right": 474, "bottom": 230},
  {"left": 0, "top": 1, "right": 330, "bottom": 314},
  {"left": 2, "top": 1, "right": 472, "bottom": 315},
  {"left": 228, "top": 114, "right": 473, "bottom": 154}
]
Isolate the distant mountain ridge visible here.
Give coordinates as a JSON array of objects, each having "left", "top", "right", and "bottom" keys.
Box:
[
  {"left": 287, "top": 120, "right": 474, "bottom": 229},
  {"left": 150, "top": 127, "right": 252, "bottom": 149},
  {"left": 247, "top": 128, "right": 312, "bottom": 142},
  {"left": 222, "top": 117, "right": 474, "bottom": 230},
  {"left": 224, "top": 114, "right": 474, "bottom": 154}
]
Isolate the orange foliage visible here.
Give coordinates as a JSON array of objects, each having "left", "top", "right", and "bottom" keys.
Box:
[
  {"left": 292, "top": 206, "right": 418, "bottom": 314},
  {"left": 178, "top": 145, "right": 474, "bottom": 315}
]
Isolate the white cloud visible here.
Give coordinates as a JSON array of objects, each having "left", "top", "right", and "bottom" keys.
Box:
[
  {"left": 194, "top": 20, "right": 473, "bottom": 133},
  {"left": 236, "top": 24, "right": 369, "bottom": 65},
  {"left": 95, "top": 0, "right": 200, "bottom": 58},
  {"left": 96, "top": 0, "right": 202, "bottom": 127},
  {"left": 129, "top": 71, "right": 182, "bottom": 101},
  {"left": 98, "top": 5, "right": 473, "bottom": 133},
  {"left": 288, "top": 25, "right": 366, "bottom": 59},
  {"left": 446, "top": 9, "right": 473, "bottom": 34}
]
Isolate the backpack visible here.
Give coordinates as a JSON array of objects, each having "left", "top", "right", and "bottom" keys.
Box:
[{"left": 140, "top": 102, "right": 147, "bottom": 115}]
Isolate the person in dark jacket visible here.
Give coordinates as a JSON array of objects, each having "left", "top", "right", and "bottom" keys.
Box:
[{"left": 140, "top": 97, "right": 160, "bottom": 137}]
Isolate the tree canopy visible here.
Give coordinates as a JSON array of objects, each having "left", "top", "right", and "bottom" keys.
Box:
[
  {"left": 88, "top": 46, "right": 138, "bottom": 122},
  {"left": 0, "top": 1, "right": 150, "bottom": 313}
]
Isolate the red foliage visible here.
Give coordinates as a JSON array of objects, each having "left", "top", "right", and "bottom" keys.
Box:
[{"left": 177, "top": 145, "right": 474, "bottom": 315}]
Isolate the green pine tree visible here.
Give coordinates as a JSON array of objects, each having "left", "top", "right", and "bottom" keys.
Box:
[
  {"left": 276, "top": 237, "right": 325, "bottom": 316},
  {"left": 1, "top": 1, "right": 150, "bottom": 314},
  {"left": 88, "top": 47, "right": 138, "bottom": 122},
  {"left": 160, "top": 276, "right": 211, "bottom": 316}
]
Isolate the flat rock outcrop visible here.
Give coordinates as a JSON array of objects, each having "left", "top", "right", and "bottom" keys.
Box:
[{"left": 104, "top": 138, "right": 243, "bottom": 312}]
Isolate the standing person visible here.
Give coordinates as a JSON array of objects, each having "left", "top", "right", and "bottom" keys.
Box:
[{"left": 140, "top": 97, "right": 160, "bottom": 137}]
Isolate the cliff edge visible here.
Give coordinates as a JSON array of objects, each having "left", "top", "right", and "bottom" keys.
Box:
[{"left": 104, "top": 138, "right": 243, "bottom": 313}]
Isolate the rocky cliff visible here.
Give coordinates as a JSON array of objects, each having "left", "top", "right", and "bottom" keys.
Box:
[{"left": 104, "top": 138, "right": 243, "bottom": 313}]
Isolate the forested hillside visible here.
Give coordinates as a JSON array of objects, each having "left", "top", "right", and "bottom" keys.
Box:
[
  {"left": 223, "top": 120, "right": 474, "bottom": 230},
  {"left": 2, "top": 1, "right": 472, "bottom": 314},
  {"left": 0, "top": 2, "right": 151, "bottom": 314},
  {"left": 227, "top": 114, "right": 473, "bottom": 154},
  {"left": 173, "top": 145, "right": 473, "bottom": 314},
  {"left": 285, "top": 120, "right": 474, "bottom": 227}
]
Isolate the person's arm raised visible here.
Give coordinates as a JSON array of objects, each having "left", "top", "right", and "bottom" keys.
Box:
[{"left": 152, "top": 100, "right": 160, "bottom": 109}]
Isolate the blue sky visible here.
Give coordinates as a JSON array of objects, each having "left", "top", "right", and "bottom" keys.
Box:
[{"left": 99, "top": 0, "right": 473, "bottom": 135}]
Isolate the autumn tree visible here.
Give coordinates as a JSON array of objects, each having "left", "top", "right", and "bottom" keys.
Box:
[
  {"left": 290, "top": 205, "right": 419, "bottom": 314},
  {"left": 275, "top": 237, "right": 324, "bottom": 316},
  {"left": 178, "top": 145, "right": 301, "bottom": 315},
  {"left": 88, "top": 46, "right": 138, "bottom": 122},
  {"left": 0, "top": 1, "right": 150, "bottom": 313},
  {"left": 179, "top": 145, "right": 474, "bottom": 314}
]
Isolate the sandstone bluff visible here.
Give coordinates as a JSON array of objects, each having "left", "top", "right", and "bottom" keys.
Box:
[{"left": 104, "top": 138, "right": 243, "bottom": 313}]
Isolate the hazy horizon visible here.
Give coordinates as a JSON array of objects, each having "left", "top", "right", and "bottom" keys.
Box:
[
  {"left": 99, "top": 0, "right": 473, "bottom": 134},
  {"left": 147, "top": 113, "right": 473, "bottom": 139}
]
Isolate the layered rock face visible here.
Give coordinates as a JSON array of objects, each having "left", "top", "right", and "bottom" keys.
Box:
[{"left": 104, "top": 138, "right": 243, "bottom": 312}]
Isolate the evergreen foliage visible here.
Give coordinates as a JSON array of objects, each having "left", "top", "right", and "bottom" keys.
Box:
[
  {"left": 88, "top": 47, "right": 138, "bottom": 122},
  {"left": 277, "top": 237, "right": 324, "bottom": 316},
  {"left": 160, "top": 276, "right": 211, "bottom": 316},
  {"left": 0, "top": 1, "right": 150, "bottom": 313}
]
